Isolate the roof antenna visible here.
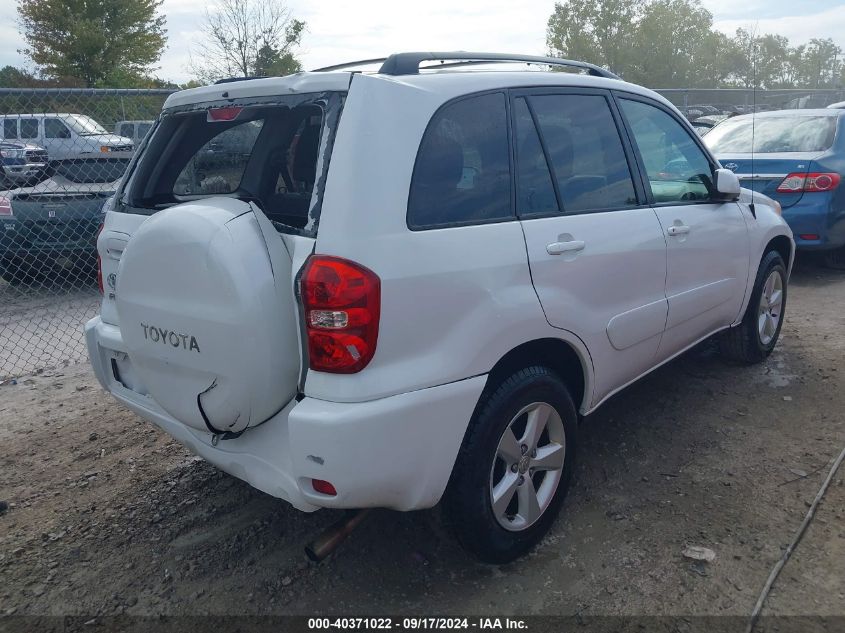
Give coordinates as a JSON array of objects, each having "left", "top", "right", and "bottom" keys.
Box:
[{"left": 750, "top": 27, "right": 758, "bottom": 217}]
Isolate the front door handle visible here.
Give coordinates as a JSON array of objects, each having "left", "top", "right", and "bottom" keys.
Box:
[
  {"left": 546, "top": 240, "right": 585, "bottom": 255},
  {"left": 667, "top": 225, "right": 690, "bottom": 236}
]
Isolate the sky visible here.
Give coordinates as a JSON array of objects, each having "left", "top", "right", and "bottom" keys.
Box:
[{"left": 2, "top": 0, "right": 845, "bottom": 84}]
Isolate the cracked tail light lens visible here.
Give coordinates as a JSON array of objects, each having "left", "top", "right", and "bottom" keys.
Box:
[{"left": 301, "top": 255, "right": 380, "bottom": 373}]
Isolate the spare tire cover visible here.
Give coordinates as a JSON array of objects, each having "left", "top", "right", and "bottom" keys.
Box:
[{"left": 116, "top": 198, "right": 300, "bottom": 433}]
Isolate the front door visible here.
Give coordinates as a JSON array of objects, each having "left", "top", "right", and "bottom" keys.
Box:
[
  {"left": 617, "top": 96, "right": 750, "bottom": 360},
  {"left": 513, "top": 89, "right": 669, "bottom": 406}
]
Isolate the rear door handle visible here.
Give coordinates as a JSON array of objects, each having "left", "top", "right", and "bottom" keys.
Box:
[
  {"left": 667, "top": 225, "right": 690, "bottom": 236},
  {"left": 546, "top": 240, "right": 585, "bottom": 255}
]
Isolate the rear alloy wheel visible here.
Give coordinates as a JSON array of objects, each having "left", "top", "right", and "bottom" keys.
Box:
[
  {"left": 490, "top": 402, "right": 566, "bottom": 532},
  {"left": 719, "top": 250, "right": 787, "bottom": 363},
  {"left": 445, "top": 366, "right": 577, "bottom": 563}
]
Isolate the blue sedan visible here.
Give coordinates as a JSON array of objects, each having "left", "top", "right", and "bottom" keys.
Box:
[{"left": 706, "top": 109, "right": 845, "bottom": 268}]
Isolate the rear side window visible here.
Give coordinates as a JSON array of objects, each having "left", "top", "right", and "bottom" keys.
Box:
[
  {"left": 20, "top": 119, "right": 38, "bottom": 139},
  {"left": 137, "top": 123, "right": 152, "bottom": 138},
  {"left": 173, "top": 119, "right": 264, "bottom": 195},
  {"left": 408, "top": 92, "right": 512, "bottom": 229},
  {"left": 513, "top": 98, "right": 558, "bottom": 214},
  {"left": 528, "top": 94, "right": 637, "bottom": 213},
  {"left": 705, "top": 116, "right": 837, "bottom": 153},
  {"left": 3, "top": 119, "right": 17, "bottom": 139}
]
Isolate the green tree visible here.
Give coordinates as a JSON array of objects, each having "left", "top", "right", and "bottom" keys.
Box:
[
  {"left": 547, "top": 0, "right": 643, "bottom": 77},
  {"left": 0, "top": 65, "right": 40, "bottom": 88},
  {"left": 627, "top": 0, "right": 715, "bottom": 87},
  {"left": 190, "top": 0, "right": 305, "bottom": 83},
  {"left": 798, "top": 38, "right": 842, "bottom": 88},
  {"left": 17, "top": 0, "right": 166, "bottom": 88}
]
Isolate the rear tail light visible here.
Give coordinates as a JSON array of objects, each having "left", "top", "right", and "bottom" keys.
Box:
[
  {"left": 0, "top": 196, "right": 12, "bottom": 216},
  {"left": 311, "top": 479, "right": 337, "bottom": 496},
  {"left": 776, "top": 172, "right": 841, "bottom": 193},
  {"left": 96, "top": 224, "right": 104, "bottom": 294},
  {"left": 300, "top": 255, "right": 380, "bottom": 373}
]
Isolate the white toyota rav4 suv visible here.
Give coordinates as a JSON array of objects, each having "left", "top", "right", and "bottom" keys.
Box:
[{"left": 86, "top": 53, "right": 794, "bottom": 563}]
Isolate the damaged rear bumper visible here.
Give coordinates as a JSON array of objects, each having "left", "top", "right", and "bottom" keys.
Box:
[{"left": 85, "top": 316, "right": 485, "bottom": 512}]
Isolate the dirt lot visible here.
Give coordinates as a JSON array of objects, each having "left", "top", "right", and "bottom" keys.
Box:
[
  {"left": 0, "top": 256, "right": 843, "bottom": 626},
  {"left": 0, "top": 280, "right": 98, "bottom": 378}
]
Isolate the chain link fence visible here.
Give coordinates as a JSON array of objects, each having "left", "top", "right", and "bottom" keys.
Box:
[
  {"left": 0, "top": 88, "right": 174, "bottom": 378},
  {"left": 1, "top": 85, "right": 844, "bottom": 378},
  {"left": 653, "top": 88, "right": 845, "bottom": 124}
]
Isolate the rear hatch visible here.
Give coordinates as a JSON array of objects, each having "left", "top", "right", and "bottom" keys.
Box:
[
  {"left": 705, "top": 112, "right": 838, "bottom": 209},
  {"left": 99, "top": 82, "right": 346, "bottom": 435}
]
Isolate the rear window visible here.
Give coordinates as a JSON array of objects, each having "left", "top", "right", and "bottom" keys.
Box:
[
  {"left": 706, "top": 116, "right": 837, "bottom": 153},
  {"left": 120, "top": 93, "right": 343, "bottom": 236},
  {"left": 173, "top": 119, "right": 264, "bottom": 195}
]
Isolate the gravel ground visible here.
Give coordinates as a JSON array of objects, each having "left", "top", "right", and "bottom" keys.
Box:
[
  {"left": 0, "top": 280, "right": 98, "bottom": 378},
  {"left": 0, "top": 256, "right": 843, "bottom": 626}
]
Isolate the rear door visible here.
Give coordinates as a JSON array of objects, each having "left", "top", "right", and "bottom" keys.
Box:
[
  {"left": 616, "top": 95, "right": 750, "bottom": 360},
  {"left": 514, "top": 88, "right": 669, "bottom": 405}
]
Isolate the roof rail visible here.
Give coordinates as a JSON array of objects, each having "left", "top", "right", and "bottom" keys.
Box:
[
  {"left": 378, "top": 52, "right": 619, "bottom": 79},
  {"left": 311, "top": 58, "right": 389, "bottom": 72},
  {"left": 214, "top": 76, "right": 268, "bottom": 84}
]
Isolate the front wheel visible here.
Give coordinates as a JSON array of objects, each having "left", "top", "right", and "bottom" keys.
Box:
[
  {"left": 719, "top": 250, "right": 787, "bottom": 363},
  {"left": 444, "top": 366, "right": 577, "bottom": 563}
]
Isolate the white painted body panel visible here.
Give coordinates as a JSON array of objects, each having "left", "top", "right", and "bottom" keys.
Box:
[
  {"left": 85, "top": 316, "right": 485, "bottom": 511},
  {"left": 652, "top": 201, "right": 750, "bottom": 360},
  {"left": 520, "top": 210, "right": 668, "bottom": 405},
  {"left": 85, "top": 69, "right": 794, "bottom": 510}
]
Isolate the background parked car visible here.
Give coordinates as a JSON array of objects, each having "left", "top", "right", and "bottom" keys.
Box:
[
  {"left": 114, "top": 120, "right": 154, "bottom": 145},
  {"left": 706, "top": 109, "right": 845, "bottom": 268},
  {"left": 690, "top": 114, "right": 728, "bottom": 136},
  {"left": 0, "top": 139, "right": 50, "bottom": 187},
  {"left": 0, "top": 114, "right": 133, "bottom": 161},
  {"left": 0, "top": 157, "right": 128, "bottom": 285}
]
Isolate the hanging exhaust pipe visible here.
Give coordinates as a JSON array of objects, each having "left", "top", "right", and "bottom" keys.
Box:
[{"left": 305, "top": 509, "right": 372, "bottom": 563}]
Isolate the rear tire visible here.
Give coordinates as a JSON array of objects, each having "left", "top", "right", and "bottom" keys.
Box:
[
  {"left": 719, "top": 250, "right": 787, "bottom": 364},
  {"left": 444, "top": 366, "right": 577, "bottom": 564},
  {"left": 823, "top": 246, "right": 845, "bottom": 271}
]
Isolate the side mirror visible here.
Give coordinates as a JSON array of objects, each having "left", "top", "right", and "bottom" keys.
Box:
[{"left": 713, "top": 168, "right": 740, "bottom": 201}]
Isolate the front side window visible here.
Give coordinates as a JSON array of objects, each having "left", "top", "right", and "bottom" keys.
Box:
[
  {"left": 65, "top": 115, "right": 108, "bottom": 136},
  {"left": 45, "top": 118, "right": 71, "bottom": 139},
  {"left": 620, "top": 99, "right": 713, "bottom": 204},
  {"left": 20, "top": 119, "right": 38, "bottom": 139},
  {"left": 408, "top": 92, "right": 512, "bottom": 229},
  {"left": 119, "top": 123, "right": 134, "bottom": 138},
  {"left": 525, "top": 93, "right": 637, "bottom": 213},
  {"left": 3, "top": 119, "right": 17, "bottom": 139}
]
